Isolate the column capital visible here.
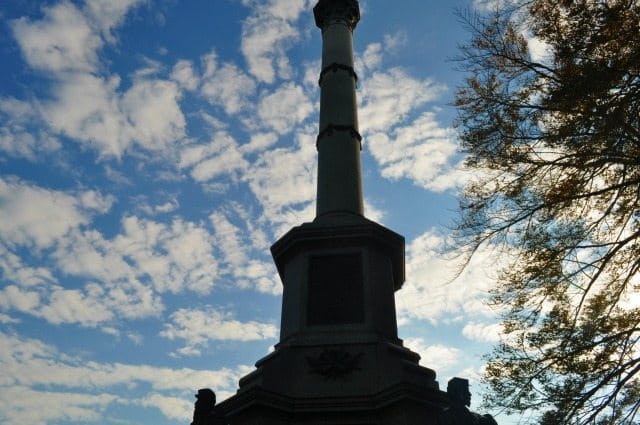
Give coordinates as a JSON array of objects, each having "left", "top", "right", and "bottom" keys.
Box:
[{"left": 313, "top": 0, "right": 360, "bottom": 30}]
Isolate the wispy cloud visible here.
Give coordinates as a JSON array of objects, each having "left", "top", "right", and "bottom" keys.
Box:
[
  {"left": 0, "top": 98, "right": 60, "bottom": 160},
  {"left": 256, "top": 83, "right": 314, "bottom": 134},
  {"left": 210, "top": 210, "right": 281, "bottom": 295},
  {"left": 0, "top": 177, "right": 220, "bottom": 327},
  {"left": 160, "top": 307, "right": 278, "bottom": 356},
  {"left": 397, "top": 229, "right": 506, "bottom": 324},
  {"left": 359, "top": 67, "right": 444, "bottom": 134},
  {"left": 180, "top": 132, "right": 249, "bottom": 182},
  {"left": 462, "top": 322, "right": 503, "bottom": 343},
  {"left": 244, "top": 131, "right": 317, "bottom": 229},
  {"left": 201, "top": 52, "right": 257, "bottom": 115},
  {"left": 171, "top": 59, "right": 200, "bottom": 91},
  {"left": 140, "top": 394, "right": 193, "bottom": 421},
  {"left": 368, "top": 112, "right": 464, "bottom": 192},
  {"left": 11, "top": 2, "right": 102, "bottom": 73},
  {"left": 11, "top": 0, "right": 143, "bottom": 74},
  {"left": 10, "top": 0, "right": 185, "bottom": 159},
  {"left": 0, "top": 176, "right": 112, "bottom": 249},
  {"left": 0, "top": 331, "right": 245, "bottom": 424},
  {"left": 240, "top": 0, "right": 309, "bottom": 83},
  {"left": 42, "top": 73, "right": 186, "bottom": 159},
  {"left": 404, "top": 337, "right": 462, "bottom": 376}
]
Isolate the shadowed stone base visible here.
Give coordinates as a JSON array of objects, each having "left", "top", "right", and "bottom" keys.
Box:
[
  {"left": 218, "top": 384, "right": 446, "bottom": 425},
  {"left": 217, "top": 340, "right": 447, "bottom": 424}
]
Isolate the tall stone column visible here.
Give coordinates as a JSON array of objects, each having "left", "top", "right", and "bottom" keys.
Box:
[
  {"left": 215, "top": 2, "right": 449, "bottom": 423},
  {"left": 314, "top": 0, "right": 364, "bottom": 217}
]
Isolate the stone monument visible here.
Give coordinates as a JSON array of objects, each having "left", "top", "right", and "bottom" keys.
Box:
[{"left": 216, "top": 1, "right": 449, "bottom": 423}]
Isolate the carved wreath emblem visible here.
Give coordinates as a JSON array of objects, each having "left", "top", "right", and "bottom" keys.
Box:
[{"left": 306, "top": 348, "right": 364, "bottom": 379}]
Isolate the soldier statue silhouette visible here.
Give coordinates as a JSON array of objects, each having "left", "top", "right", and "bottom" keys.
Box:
[
  {"left": 438, "top": 378, "right": 498, "bottom": 425},
  {"left": 191, "top": 388, "right": 226, "bottom": 425}
]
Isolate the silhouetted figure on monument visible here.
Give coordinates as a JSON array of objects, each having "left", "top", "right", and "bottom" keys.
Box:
[
  {"left": 191, "top": 388, "right": 226, "bottom": 425},
  {"left": 438, "top": 378, "right": 498, "bottom": 425}
]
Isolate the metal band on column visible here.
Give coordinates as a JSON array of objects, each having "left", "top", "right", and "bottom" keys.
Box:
[
  {"left": 318, "top": 63, "right": 358, "bottom": 86},
  {"left": 316, "top": 124, "right": 362, "bottom": 150}
]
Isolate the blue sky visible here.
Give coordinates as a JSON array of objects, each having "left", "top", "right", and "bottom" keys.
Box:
[{"left": 0, "top": 0, "right": 517, "bottom": 424}]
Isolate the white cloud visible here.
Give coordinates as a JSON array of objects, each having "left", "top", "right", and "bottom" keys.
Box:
[
  {"left": 302, "top": 59, "right": 322, "bottom": 90},
  {"left": 0, "top": 313, "right": 20, "bottom": 324},
  {"left": 355, "top": 39, "right": 466, "bottom": 193},
  {"left": 50, "top": 230, "right": 164, "bottom": 323},
  {"left": 234, "top": 259, "right": 281, "bottom": 294},
  {"left": 157, "top": 200, "right": 179, "bottom": 213},
  {"left": 210, "top": 212, "right": 249, "bottom": 268},
  {"left": 11, "top": 0, "right": 142, "bottom": 74},
  {"left": 180, "top": 132, "right": 249, "bottom": 182},
  {"left": 83, "top": 0, "right": 143, "bottom": 42},
  {"left": 257, "top": 83, "right": 313, "bottom": 134},
  {"left": 138, "top": 198, "right": 180, "bottom": 215},
  {"left": 404, "top": 337, "right": 462, "bottom": 373},
  {"left": 363, "top": 200, "right": 386, "bottom": 224},
  {"left": 10, "top": 1, "right": 185, "bottom": 159},
  {"left": 526, "top": 34, "right": 552, "bottom": 63},
  {"left": 112, "top": 216, "right": 218, "bottom": 295},
  {"left": 472, "top": 0, "right": 518, "bottom": 11},
  {"left": 0, "top": 98, "right": 61, "bottom": 160},
  {"left": 244, "top": 131, "right": 316, "bottom": 228},
  {"left": 0, "top": 245, "right": 56, "bottom": 288},
  {"left": 11, "top": 2, "right": 101, "bottom": 73},
  {"left": 240, "top": 0, "right": 307, "bottom": 83},
  {"left": 396, "top": 230, "right": 505, "bottom": 324},
  {"left": 171, "top": 59, "right": 200, "bottom": 91},
  {"left": 462, "top": 322, "right": 503, "bottom": 343},
  {"left": 359, "top": 42, "right": 384, "bottom": 72},
  {"left": 201, "top": 54, "right": 257, "bottom": 115},
  {"left": 383, "top": 32, "right": 408, "bottom": 51},
  {"left": 0, "top": 386, "right": 118, "bottom": 425},
  {"left": 210, "top": 211, "right": 281, "bottom": 295},
  {"left": 0, "top": 177, "right": 112, "bottom": 249},
  {"left": 0, "top": 178, "right": 220, "bottom": 327},
  {"left": 0, "top": 97, "right": 33, "bottom": 119},
  {"left": 355, "top": 33, "right": 408, "bottom": 80},
  {"left": 160, "top": 307, "right": 278, "bottom": 355},
  {"left": 359, "top": 68, "right": 445, "bottom": 134},
  {"left": 0, "top": 331, "right": 245, "bottom": 424},
  {"left": 241, "top": 132, "right": 279, "bottom": 153},
  {"left": 43, "top": 73, "right": 186, "bottom": 158},
  {"left": 0, "top": 285, "right": 41, "bottom": 314},
  {"left": 472, "top": 0, "right": 552, "bottom": 65},
  {"left": 368, "top": 112, "right": 466, "bottom": 192},
  {"left": 140, "top": 394, "right": 193, "bottom": 421},
  {"left": 262, "top": 0, "right": 309, "bottom": 20},
  {"left": 39, "top": 288, "right": 114, "bottom": 326},
  {"left": 0, "top": 128, "right": 39, "bottom": 160},
  {"left": 121, "top": 78, "right": 186, "bottom": 152},
  {"left": 132, "top": 57, "right": 164, "bottom": 79},
  {"left": 44, "top": 73, "right": 126, "bottom": 157},
  {"left": 79, "top": 189, "right": 115, "bottom": 212}
]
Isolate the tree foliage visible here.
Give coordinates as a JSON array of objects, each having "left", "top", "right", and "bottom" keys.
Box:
[{"left": 454, "top": 0, "right": 640, "bottom": 423}]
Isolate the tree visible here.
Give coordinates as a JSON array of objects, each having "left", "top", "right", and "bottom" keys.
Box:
[{"left": 453, "top": 0, "right": 640, "bottom": 423}]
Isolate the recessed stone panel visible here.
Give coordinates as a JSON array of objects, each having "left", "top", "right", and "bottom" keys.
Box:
[{"left": 307, "top": 254, "right": 364, "bottom": 326}]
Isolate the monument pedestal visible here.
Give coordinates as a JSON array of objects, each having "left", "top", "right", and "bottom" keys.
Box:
[{"left": 217, "top": 214, "right": 448, "bottom": 424}]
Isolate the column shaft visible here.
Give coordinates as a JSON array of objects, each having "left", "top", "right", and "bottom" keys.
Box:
[{"left": 314, "top": 0, "right": 364, "bottom": 217}]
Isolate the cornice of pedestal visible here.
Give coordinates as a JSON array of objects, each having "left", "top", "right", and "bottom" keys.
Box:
[
  {"left": 270, "top": 213, "right": 406, "bottom": 291},
  {"left": 313, "top": 0, "right": 360, "bottom": 30}
]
